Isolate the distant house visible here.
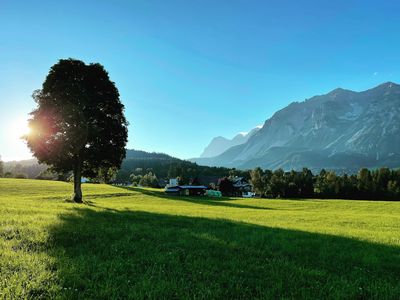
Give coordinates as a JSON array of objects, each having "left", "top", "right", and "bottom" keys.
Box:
[
  {"left": 166, "top": 178, "right": 179, "bottom": 188},
  {"left": 231, "top": 177, "right": 254, "bottom": 197},
  {"left": 165, "top": 185, "right": 207, "bottom": 196},
  {"left": 165, "top": 178, "right": 207, "bottom": 196}
]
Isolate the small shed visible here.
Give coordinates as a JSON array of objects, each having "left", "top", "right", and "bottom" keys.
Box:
[{"left": 206, "top": 190, "right": 222, "bottom": 198}]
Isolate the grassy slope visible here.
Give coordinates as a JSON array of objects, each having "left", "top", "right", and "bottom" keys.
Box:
[{"left": 0, "top": 178, "right": 399, "bottom": 299}]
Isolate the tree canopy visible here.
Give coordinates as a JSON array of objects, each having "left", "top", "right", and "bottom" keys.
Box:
[{"left": 25, "top": 59, "right": 128, "bottom": 202}]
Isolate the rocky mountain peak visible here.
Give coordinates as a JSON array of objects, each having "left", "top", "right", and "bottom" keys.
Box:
[{"left": 199, "top": 126, "right": 262, "bottom": 158}]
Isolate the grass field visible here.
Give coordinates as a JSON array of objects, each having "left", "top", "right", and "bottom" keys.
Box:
[{"left": 0, "top": 178, "right": 399, "bottom": 299}]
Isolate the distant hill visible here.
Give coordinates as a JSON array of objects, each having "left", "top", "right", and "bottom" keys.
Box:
[
  {"left": 116, "top": 149, "right": 247, "bottom": 183},
  {"left": 3, "top": 159, "right": 48, "bottom": 178},
  {"left": 191, "top": 82, "right": 400, "bottom": 173}
]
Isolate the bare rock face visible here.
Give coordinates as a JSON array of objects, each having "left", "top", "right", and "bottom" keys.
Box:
[{"left": 192, "top": 82, "right": 400, "bottom": 173}]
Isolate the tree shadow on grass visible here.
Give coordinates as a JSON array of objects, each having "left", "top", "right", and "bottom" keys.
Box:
[
  {"left": 116, "top": 186, "right": 274, "bottom": 211},
  {"left": 42, "top": 208, "right": 400, "bottom": 299},
  {"left": 84, "top": 192, "right": 135, "bottom": 199}
]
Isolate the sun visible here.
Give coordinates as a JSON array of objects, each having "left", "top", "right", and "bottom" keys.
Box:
[{"left": 8, "top": 119, "right": 31, "bottom": 140}]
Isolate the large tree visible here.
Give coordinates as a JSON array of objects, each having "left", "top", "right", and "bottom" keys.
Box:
[{"left": 25, "top": 59, "right": 128, "bottom": 202}]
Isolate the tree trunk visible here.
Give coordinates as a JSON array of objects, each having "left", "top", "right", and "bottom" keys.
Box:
[{"left": 73, "top": 157, "right": 83, "bottom": 203}]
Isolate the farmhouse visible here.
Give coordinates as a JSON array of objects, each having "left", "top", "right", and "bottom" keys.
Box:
[
  {"left": 165, "top": 185, "right": 208, "bottom": 196},
  {"left": 164, "top": 178, "right": 207, "bottom": 196},
  {"left": 231, "top": 177, "right": 254, "bottom": 197}
]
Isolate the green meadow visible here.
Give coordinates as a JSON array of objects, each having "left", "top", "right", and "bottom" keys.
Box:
[{"left": 0, "top": 178, "right": 399, "bottom": 299}]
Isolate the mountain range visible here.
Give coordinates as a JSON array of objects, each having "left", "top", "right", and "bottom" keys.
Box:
[{"left": 191, "top": 82, "right": 400, "bottom": 173}]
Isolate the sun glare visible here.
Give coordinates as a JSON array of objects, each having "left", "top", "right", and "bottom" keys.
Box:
[
  {"left": 8, "top": 119, "right": 31, "bottom": 140},
  {"left": 0, "top": 118, "right": 33, "bottom": 161}
]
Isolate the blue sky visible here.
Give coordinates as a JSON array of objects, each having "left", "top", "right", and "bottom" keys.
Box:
[{"left": 1, "top": 0, "right": 400, "bottom": 161}]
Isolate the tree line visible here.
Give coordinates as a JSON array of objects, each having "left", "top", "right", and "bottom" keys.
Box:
[{"left": 250, "top": 167, "right": 400, "bottom": 200}]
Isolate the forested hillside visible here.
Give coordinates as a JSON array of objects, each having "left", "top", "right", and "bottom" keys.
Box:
[{"left": 115, "top": 150, "right": 248, "bottom": 183}]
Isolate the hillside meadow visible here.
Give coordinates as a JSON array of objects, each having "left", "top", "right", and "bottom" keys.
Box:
[{"left": 0, "top": 178, "right": 399, "bottom": 299}]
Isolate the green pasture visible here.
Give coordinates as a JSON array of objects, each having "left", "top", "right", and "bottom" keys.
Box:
[{"left": 0, "top": 178, "right": 399, "bottom": 299}]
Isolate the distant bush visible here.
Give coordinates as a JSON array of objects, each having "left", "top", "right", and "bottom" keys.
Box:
[
  {"left": 14, "top": 173, "right": 28, "bottom": 179},
  {"left": 130, "top": 174, "right": 142, "bottom": 186},
  {"left": 36, "top": 170, "right": 58, "bottom": 180},
  {"left": 138, "top": 172, "right": 159, "bottom": 188}
]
